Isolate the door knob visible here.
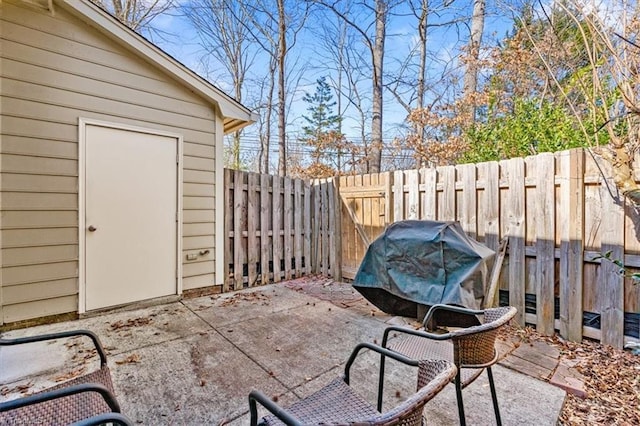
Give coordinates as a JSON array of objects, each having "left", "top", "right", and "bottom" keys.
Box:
[{"left": 88, "top": 225, "right": 97, "bottom": 232}]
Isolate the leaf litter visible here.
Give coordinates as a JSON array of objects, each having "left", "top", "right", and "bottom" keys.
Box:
[
  {"left": 218, "top": 292, "right": 271, "bottom": 307},
  {"left": 109, "top": 317, "right": 153, "bottom": 331},
  {"left": 502, "top": 325, "right": 640, "bottom": 425}
]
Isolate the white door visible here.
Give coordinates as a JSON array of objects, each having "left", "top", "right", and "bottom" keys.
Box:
[{"left": 84, "top": 123, "right": 178, "bottom": 311}]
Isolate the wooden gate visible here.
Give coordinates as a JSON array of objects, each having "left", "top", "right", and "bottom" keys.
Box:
[{"left": 339, "top": 173, "right": 392, "bottom": 279}]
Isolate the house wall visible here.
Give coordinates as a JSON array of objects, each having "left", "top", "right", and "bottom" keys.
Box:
[{"left": 0, "top": 0, "right": 220, "bottom": 324}]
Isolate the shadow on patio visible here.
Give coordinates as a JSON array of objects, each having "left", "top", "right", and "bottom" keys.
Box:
[{"left": 0, "top": 277, "right": 565, "bottom": 425}]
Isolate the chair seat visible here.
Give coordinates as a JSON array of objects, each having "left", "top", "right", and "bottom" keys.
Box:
[
  {"left": 0, "top": 366, "right": 115, "bottom": 425},
  {"left": 261, "top": 377, "right": 380, "bottom": 425},
  {"left": 387, "top": 336, "right": 483, "bottom": 388}
]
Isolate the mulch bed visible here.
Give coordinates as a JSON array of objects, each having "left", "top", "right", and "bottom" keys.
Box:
[{"left": 508, "top": 326, "right": 640, "bottom": 425}]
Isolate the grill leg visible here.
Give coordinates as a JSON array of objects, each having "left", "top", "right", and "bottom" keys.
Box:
[
  {"left": 487, "top": 367, "right": 502, "bottom": 426},
  {"left": 455, "top": 370, "right": 466, "bottom": 426},
  {"left": 377, "top": 352, "right": 386, "bottom": 411}
]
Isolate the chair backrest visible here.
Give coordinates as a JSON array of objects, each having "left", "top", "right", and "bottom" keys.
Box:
[
  {"left": 450, "top": 306, "right": 517, "bottom": 368},
  {"left": 367, "top": 359, "right": 457, "bottom": 426}
]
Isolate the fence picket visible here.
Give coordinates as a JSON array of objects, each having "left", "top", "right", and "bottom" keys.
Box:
[
  {"left": 294, "top": 179, "right": 303, "bottom": 277},
  {"left": 304, "top": 181, "right": 312, "bottom": 274},
  {"left": 480, "top": 161, "right": 500, "bottom": 252},
  {"left": 328, "top": 178, "right": 341, "bottom": 278},
  {"left": 393, "top": 170, "right": 404, "bottom": 221},
  {"left": 247, "top": 172, "right": 258, "bottom": 287},
  {"left": 272, "top": 176, "right": 282, "bottom": 282},
  {"left": 440, "top": 166, "right": 455, "bottom": 221},
  {"left": 506, "top": 158, "right": 526, "bottom": 326},
  {"left": 233, "top": 169, "right": 245, "bottom": 290},
  {"left": 321, "top": 180, "right": 330, "bottom": 276},
  {"left": 283, "top": 177, "right": 293, "bottom": 280},
  {"left": 536, "top": 153, "right": 556, "bottom": 335},
  {"left": 312, "top": 179, "right": 321, "bottom": 274},
  {"left": 600, "top": 163, "right": 625, "bottom": 347},
  {"left": 383, "top": 172, "right": 392, "bottom": 225},
  {"left": 459, "top": 163, "right": 477, "bottom": 238},
  {"left": 559, "top": 149, "right": 584, "bottom": 342},
  {"left": 407, "top": 169, "right": 420, "bottom": 219},
  {"left": 423, "top": 168, "right": 437, "bottom": 220},
  {"left": 260, "top": 174, "right": 270, "bottom": 285},
  {"left": 223, "top": 169, "right": 233, "bottom": 292}
]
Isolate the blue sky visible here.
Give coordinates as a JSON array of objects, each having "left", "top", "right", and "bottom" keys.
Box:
[{"left": 143, "top": 1, "right": 516, "bottom": 165}]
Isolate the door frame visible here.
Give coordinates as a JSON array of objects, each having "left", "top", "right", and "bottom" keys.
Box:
[{"left": 78, "top": 118, "right": 183, "bottom": 314}]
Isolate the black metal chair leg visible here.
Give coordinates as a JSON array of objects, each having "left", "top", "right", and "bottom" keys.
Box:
[
  {"left": 454, "top": 371, "right": 466, "bottom": 426},
  {"left": 487, "top": 367, "right": 502, "bottom": 426}
]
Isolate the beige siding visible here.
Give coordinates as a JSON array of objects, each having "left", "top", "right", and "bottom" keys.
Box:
[{"left": 1, "top": 1, "right": 220, "bottom": 323}]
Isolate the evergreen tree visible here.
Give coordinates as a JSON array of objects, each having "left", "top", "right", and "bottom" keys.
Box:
[{"left": 296, "top": 77, "right": 346, "bottom": 177}]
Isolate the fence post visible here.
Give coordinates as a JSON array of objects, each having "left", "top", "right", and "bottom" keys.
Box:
[
  {"left": 536, "top": 153, "right": 556, "bottom": 335},
  {"left": 599, "top": 159, "right": 625, "bottom": 348},
  {"left": 559, "top": 149, "right": 584, "bottom": 342}
]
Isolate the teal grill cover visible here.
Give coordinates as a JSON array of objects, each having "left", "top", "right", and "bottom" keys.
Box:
[{"left": 352, "top": 220, "right": 494, "bottom": 317}]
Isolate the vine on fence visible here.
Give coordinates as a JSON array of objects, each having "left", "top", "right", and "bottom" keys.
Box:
[{"left": 593, "top": 251, "right": 640, "bottom": 284}]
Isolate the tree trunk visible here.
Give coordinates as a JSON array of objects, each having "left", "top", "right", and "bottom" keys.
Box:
[
  {"left": 277, "top": 0, "right": 287, "bottom": 176},
  {"left": 369, "top": 0, "right": 386, "bottom": 173},
  {"left": 463, "top": 0, "right": 485, "bottom": 122},
  {"left": 232, "top": 63, "right": 243, "bottom": 169},
  {"left": 415, "top": 0, "right": 428, "bottom": 168},
  {"left": 260, "top": 65, "right": 275, "bottom": 174}
]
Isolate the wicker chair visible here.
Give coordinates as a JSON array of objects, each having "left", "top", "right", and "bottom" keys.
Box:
[
  {"left": 248, "top": 342, "right": 457, "bottom": 426},
  {"left": 0, "top": 329, "right": 132, "bottom": 425},
  {"left": 380, "top": 305, "right": 517, "bottom": 426}
]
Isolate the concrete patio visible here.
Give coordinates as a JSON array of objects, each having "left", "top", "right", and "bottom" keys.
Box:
[{"left": 1, "top": 278, "right": 565, "bottom": 425}]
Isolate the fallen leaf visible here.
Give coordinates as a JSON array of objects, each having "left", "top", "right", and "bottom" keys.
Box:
[{"left": 116, "top": 354, "right": 141, "bottom": 364}]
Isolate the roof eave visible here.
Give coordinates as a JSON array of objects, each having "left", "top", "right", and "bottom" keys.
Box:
[
  {"left": 223, "top": 112, "right": 260, "bottom": 134},
  {"left": 57, "top": 0, "right": 255, "bottom": 127}
]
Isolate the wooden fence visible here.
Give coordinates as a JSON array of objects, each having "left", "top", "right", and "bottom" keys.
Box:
[
  {"left": 339, "top": 148, "right": 640, "bottom": 348},
  {"left": 224, "top": 148, "right": 640, "bottom": 348},
  {"left": 223, "top": 170, "right": 340, "bottom": 291}
]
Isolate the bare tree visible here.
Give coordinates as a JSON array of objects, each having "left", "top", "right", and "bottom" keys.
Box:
[
  {"left": 182, "top": 0, "right": 258, "bottom": 170},
  {"left": 233, "top": 0, "right": 309, "bottom": 176},
  {"left": 312, "top": 14, "right": 370, "bottom": 173},
  {"left": 314, "top": 0, "right": 398, "bottom": 173},
  {"left": 462, "top": 0, "right": 485, "bottom": 121},
  {"left": 385, "top": 0, "right": 430, "bottom": 167},
  {"left": 91, "top": 0, "right": 173, "bottom": 33}
]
